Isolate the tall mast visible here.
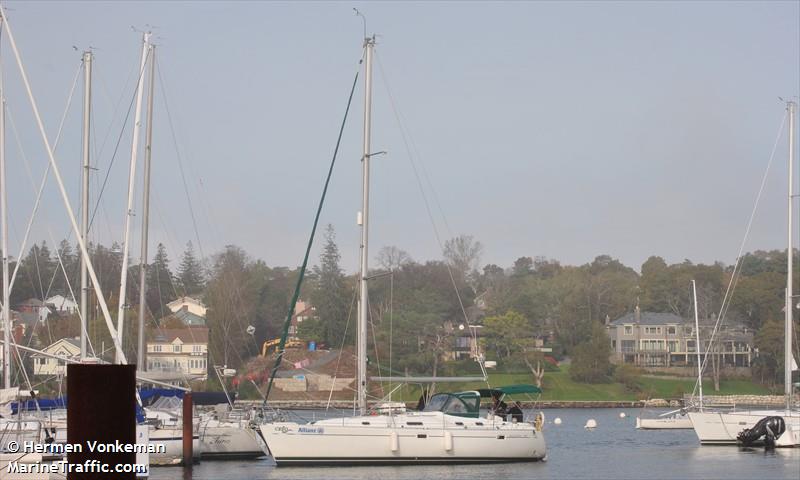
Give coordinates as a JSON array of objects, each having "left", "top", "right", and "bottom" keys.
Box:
[
  {"left": 1, "top": 55, "right": 10, "bottom": 389},
  {"left": 357, "top": 36, "right": 375, "bottom": 415},
  {"left": 0, "top": 4, "right": 128, "bottom": 363},
  {"left": 787, "top": 99, "right": 796, "bottom": 410},
  {"left": 116, "top": 31, "right": 150, "bottom": 364},
  {"left": 80, "top": 50, "right": 92, "bottom": 361},
  {"left": 137, "top": 44, "right": 155, "bottom": 371},
  {"left": 692, "top": 280, "right": 703, "bottom": 411}
]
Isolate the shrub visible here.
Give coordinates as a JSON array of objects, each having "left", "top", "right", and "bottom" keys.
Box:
[{"left": 613, "top": 364, "right": 643, "bottom": 393}]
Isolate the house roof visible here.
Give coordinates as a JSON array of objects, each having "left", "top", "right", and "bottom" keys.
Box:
[
  {"left": 167, "top": 296, "right": 206, "bottom": 309},
  {"left": 610, "top": 311, "right": 684, "bottom": 326},
  {"left": 46, "top": 294, "right": 78, "bottom": 305},
  {"left": 150, "top": 327, "right": 209, "bottom": 344},
  {"left": 34, "top": 337, "right": 80, "bottom": 357},
  {"left": 170, "top": 309, "right": 206, "bottom": 326},
  {"left": 18, "top": 298, "right": 48, "bottom": 307},
  {"left": 610, "top": 311, "right": 749, "bottom": 330}
]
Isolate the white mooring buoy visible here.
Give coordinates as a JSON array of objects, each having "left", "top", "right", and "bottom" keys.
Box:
[
  {"left": 619, "top": 412, "right": 627, "bottom": 419},
  {"left": 584, "top": 419, "right": 597, "bottom": 429},
  {"left": 553, "top": 417, "right": 562, "bottom": 425}
]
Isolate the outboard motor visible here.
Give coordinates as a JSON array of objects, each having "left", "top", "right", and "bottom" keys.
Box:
[{"left": 737, "top": 416, "right": 786, "bottom": 448}]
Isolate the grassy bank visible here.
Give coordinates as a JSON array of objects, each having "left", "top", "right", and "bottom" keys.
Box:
[{"left": 385, "top": 366, "right": 771, "bottom": 402}]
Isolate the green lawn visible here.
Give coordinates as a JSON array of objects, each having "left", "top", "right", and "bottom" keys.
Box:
[{"left": 388, "top": 366, "right": 772, "bottom": 402}]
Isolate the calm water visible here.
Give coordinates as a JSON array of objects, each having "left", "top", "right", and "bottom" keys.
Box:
[{"left": 149, "top": 408, "right": 800, "bottom": 480}]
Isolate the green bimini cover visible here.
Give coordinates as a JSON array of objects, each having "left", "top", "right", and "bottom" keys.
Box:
[{"left": 477, "top": 384, "right": 542, "bottom": 398}]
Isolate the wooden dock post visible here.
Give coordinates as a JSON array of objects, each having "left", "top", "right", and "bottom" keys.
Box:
[
  {"left": 182, "top": 391, "right": 193, "bottom": 467},
  {"left": 67, "top": 364, "right": 136, "bottom": 479}
]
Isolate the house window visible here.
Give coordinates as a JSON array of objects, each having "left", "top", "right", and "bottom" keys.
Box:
[
  {"left": 621, "top": 340, "right": 635, "bottom": 353},
  {"left": 624, "top": 325, "right": 633, "bottom": 335},
  {"left": 667, "top": 341, "right": 678, "bottom": 352},
  {"left": 611, "top": 340, "right": 617, "bottom": 350},
  {"left": 644, "top": 327, "right": 662, "bottom": 335},
  {"left": 687, "top": 340, "right": 696, "bottom": 352},
  {"left": 640, "top": 340, "right": 664, "bottom": 351},
  {"left": 667, "top": 326, "right": 676, "bottom": 335},
  {"left": 193, "top": 345, "right": 202, "bottom": 353},
  {"left": 153, "top": 345, "right": 162, "bottom": 353},
  {"left": 173, "top": 345, "right": 181, "bottom": 353},
  {"left": 684, "top": 326, "right": 693, "bottom": 335}
]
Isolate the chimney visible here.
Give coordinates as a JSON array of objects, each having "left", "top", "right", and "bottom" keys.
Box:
[
  {"left": 634, "top": 305, "right": 641, "bottom": 323},
  {"left": 604, "top": 314, "right": 610, "bottom": 326}
]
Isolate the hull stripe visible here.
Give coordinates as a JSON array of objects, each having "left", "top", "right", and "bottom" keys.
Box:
[{"left": 273, "top": 456, "right": 544, "bottom": 466}]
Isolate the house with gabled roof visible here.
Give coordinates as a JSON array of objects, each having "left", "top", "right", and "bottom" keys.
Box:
[
  {"left": 166, "top": 296, "right": 207, "bottom": 318},
  {"left": 146, "top": 327, "right": 209, "bottom": 382},
  {"left": 32, "top": 337, "right": 81, "bottom": 376}
]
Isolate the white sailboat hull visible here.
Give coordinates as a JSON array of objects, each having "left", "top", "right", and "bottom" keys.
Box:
[
  {"left": 636, "top": 415, "right": 693, "bottom": 430},
  {"left": 688, "top": 410, "right": 800, "bottom": 447},
  {"left": 260, "top": 412, "right": 546, "bottom": 465},
  {"left": 199, "top": 421, "right": 266, "bottom": 459},
  {"left": 148, "top": 426, "right": 200, "bottom": 465}
]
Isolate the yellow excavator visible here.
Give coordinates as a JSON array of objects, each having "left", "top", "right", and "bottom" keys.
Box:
[{"left": 261, "top": 337, "right": 305, "bottom": 357}]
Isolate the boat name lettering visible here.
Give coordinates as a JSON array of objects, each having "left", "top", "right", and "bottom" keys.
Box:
[{"left": 298, "top": 427, "right": 325, "bottom": 434}]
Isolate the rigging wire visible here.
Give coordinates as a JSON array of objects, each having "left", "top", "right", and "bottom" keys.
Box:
[
  {"left": 691, "top": 109, "right": 788, "bottom": 400},
  {"left": 325, "top": 285, "right": 358, "bottom": 411},
  {"left": 154, "top": 58, "right": 257, "bottom": 371},
  {"left": 154, "top": 55, "right": 205, "bottom": 261},
  {"left": 87, "top": 47, "right": 151, "bottom": 233},
  {"left": 264, "top": 63, "right": 362, "bottom": 404},
  {"left": 374, "top": 51, "right": 487, "bottom": 381}
]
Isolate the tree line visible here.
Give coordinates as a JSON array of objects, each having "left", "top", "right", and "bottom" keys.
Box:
[{"left": 4, "top": 230, "right": 798, "bottom": 388}]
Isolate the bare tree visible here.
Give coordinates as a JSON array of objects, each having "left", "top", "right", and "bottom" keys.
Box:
[
  {"left": 376, "top": 246, "right": 413, "bottom": 271},
  {"left": 443, "top": 235, "right": 483, "bottom": 290}
]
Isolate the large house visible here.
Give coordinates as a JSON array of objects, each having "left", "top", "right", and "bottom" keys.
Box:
[
  {"left": 607, "top": 308, "right": 754, "bottom": 369},
  {"left": 32, "top": 338, "right": 81, "bottom": 376},
  {"left": 146, "top": 328, "right": 209, "bottom": 383}
]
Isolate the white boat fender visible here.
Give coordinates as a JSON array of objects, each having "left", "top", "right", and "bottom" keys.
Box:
[
  {"left": 619, "top": 412, "right": 626, "bottom": 418},
  {"left": 390, "top": 431, "right": 399, "bottom": 452},
  {"left": 584, "top": 419, "right": 597, "bottom": 429},
  {"left": 444, "top": 431, "right": 453, "bottom": 451},
  {"left": 553, "top": 417, "right": 562, "bottom": 425}
]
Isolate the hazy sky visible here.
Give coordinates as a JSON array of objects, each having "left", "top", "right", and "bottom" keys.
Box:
[{"left": 2, "top": 1, "right": 798, "bottom": 274}]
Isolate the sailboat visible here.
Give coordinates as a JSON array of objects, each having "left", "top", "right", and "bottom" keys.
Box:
[
  {"left": 259, "top": 35, "right": 547, "bottom": 466},
  {"left": 688, "top": 100, "right": 800, "bottom": 447},
  {"left": 636, "top": 281, "right": 704, "bottom": 430}
]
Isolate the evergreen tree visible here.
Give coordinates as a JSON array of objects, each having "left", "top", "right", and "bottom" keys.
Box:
[
  {"left": 146, "top": 243, "right": 176, "bottom": 319},
  {"left": 178, "top": 241, "right": 205, "bottom": 295},
  {"left": 19, "top": 242, "right": 56, "bottom": 300},
  {"left": 310, "top": 225, "right": 349, "bottom": 346},
  {"left": 53, "top": 239, "right": 78, "bottom": 296}
]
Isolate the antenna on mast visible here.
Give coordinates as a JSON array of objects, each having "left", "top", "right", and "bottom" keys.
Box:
[{"left": 353, "top": 8, "right": 367, "bottom": 40}]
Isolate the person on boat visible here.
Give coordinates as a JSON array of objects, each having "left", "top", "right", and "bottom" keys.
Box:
[
  {"left": 507, "top": 401, "right": 524, "bottom": 422},
  {"left": 490, "top": 392, "right": 507, "bottom": 418}
]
